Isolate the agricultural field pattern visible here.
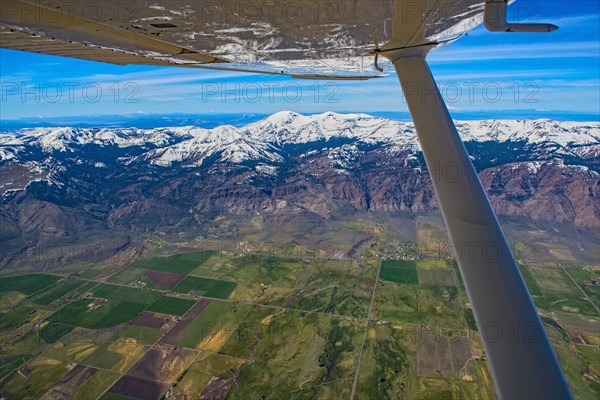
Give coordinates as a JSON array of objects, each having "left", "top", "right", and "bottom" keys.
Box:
[{"left": 0, "top": 219, "right": 598, "bottom": 400}]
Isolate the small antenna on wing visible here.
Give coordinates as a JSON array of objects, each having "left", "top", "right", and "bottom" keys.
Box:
[
  {"left": 372, "top": 28, "right": 384, "bottom": 72},
  {"left": 484, "top": 0, "right": 558, "bottom": 32}
]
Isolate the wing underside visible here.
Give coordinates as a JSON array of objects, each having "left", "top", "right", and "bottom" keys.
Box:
[{"left": 0, "top": 0, "right": 487, "bottom": 79}]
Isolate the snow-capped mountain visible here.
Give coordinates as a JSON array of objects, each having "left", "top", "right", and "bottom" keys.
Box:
[
  {"left": 1, "top": 112, "right": 599, "bottom": 269},
  {"left": 2, "top": 111, "right": 598, "bottom": 166}
]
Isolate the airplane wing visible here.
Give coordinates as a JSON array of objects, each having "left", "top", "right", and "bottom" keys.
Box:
[
  {"left": 0, "top": 1, "right": 573, "bottom": 399},
  {"left": 0, "top": 0, "right": 484, "bottom": 79}
]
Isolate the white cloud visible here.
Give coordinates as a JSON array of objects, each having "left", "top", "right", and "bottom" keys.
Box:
[{"left": 430, "top": 41, "right": 599, "bottom": 62}]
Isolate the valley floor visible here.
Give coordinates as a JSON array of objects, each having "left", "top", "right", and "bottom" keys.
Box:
[{"left": 0, "top": 221, "right": 598, "bottom": 399}]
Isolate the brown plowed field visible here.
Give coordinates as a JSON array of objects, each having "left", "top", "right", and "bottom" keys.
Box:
[
  {"left": 108, "top": 375, "right": 169, "bottom": 400},
  {"left": 146, "top": 271, "right": 185, "bottom": 289},
  {"left": 131, "top": 312, "right": 166, "bottom": 329},
  {"left": 127, "top": 347, "right": 197, "bottom": 383}
]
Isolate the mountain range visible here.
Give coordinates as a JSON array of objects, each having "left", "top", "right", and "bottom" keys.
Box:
[{"left": 1, "top": 112, "right": 599, "bottom": 269}]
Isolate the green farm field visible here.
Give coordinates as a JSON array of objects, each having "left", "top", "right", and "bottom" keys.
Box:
[
  {"left": 128, "top": 250, "right": 215, "bottom": 275},
  {"left": 0, "top": 243, "right": 597, "bottom": 400},
  {"left": 46, "top": 283, "right": 161, "bottom": 329},
  {"left": 146, "top": 296, "right": 196, "bottom": 316},
  {"left": 172, "top": 276, "right": 237, "bottom": 299},
  {"left": 380, "top": 260, "right": 419, "bottom": 284},
  {"left": 0, "top": 274, "right": 60, "bottom": 295},
  {"left": 165, "top": 300, "right": 231, "bottom": 348}
]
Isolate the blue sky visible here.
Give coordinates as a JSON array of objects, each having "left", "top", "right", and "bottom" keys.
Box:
[{"left": 1, "top": 0, "right": 598, "bottom": 121}]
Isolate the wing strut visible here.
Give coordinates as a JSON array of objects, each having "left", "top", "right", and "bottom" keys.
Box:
[{"left": 384, "top": 52, "right": 573, "bottom": 399}]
